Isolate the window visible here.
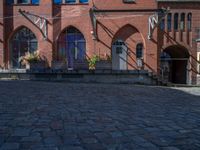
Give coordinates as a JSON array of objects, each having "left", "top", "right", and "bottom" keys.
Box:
[
  {"left": 10, "top": 27, "right": 38, "bottom": 68},
  {"left": 31, "top": 0, "right": 39, "bottom": 4},
  {"left": 180, "top": 13, "right": 185, "bottom": 31},
  {"left": 54, "top": 0, "right": 89, "bottom": 4},
  {"left": 174, "top": 13, "right": 179, "bottom": 31},
  {"left": 123, "top": 0, "right": 135, "bottom": 3},
  {"left": 198, "top": 53, "right": 200, "bottom": 74},
  {"left": 199, "top": 64, "right": 200, "bottom": 74},
  {"left": 57, "top": 26, "right": 86, "bottom": 68},
  {"left": 160, "top": 18, "right": 165, "bottom": 31},
  {"left": 18, "top": 0, "right": 29, "bottom": 3},
  {"left": 7, "top": 0, "right": 39, "bottom": 5},
  {"left": 79, "top": 0, "right": 89, "bottom": 3},
  {"left": 54, "top": 0, "right": 62, "bottom": 4},
  {"left": 197, "top": 28, "right": 200, "bottom": 40},
  {"left": 65, "top": 0, "right": 76, "bottom": 4},
  {"left": 6, "top": 0, "right": 14, "bottom": 4},
  {"left": 136, "top": 43, "right": 143, "bottom": 59},
  {"left": 167, "top": 13, "right": 172, "bottom": 31},
  {"left": 187, "top": 13, "right": 192, "bottom": 31}
]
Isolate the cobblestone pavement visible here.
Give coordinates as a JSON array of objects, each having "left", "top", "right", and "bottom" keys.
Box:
[{"left": 0, "top": 81, "right": 200, "bottom": 150}]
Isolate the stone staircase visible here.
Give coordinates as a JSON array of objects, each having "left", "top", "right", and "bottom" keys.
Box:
[{"left": 148, "top": 72, "right": 169, "bottom": 86}]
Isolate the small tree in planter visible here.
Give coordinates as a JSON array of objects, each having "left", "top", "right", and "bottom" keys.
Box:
[
  {"left": 87, "top": 55, "right": 99, "bottom": 70},
  {"left": 20, "top": 51, "right": 46, "bottom": 72}
]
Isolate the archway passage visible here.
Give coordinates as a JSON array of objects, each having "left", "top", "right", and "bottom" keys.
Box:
[
  {"left": 10, "top": 27, "right": 38, "bottom": 68},
  {"left": 57, "top": 26, "right": 86, "bottom": 69},
  {"left": 161, "top": 45, "right": 190, "bottom": 84}
]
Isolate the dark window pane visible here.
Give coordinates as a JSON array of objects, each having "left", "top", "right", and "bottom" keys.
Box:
[
  {"left": 187, "top": 13, "right": 192, "bottom": 31},
  {"left": 65, "top": 0, "right": 76, "bottom": 4},
  {"left": 160, "top": 19, "right": 165, "bottom": 31},
  {"left": 54, "top": 0, "right": 62, "bottom": 4},
  {"left": 174, "top": 13, "right": 179, "bottom": 31},
  {"left": 136, "top": 43, "right": 143, "bottom": 58},
  {"left": 80, "top": 0, "right": 89, "bottom": 3},
  {"left": 180, "top": 13, "right": 185, "bottom": 31},
  {"left": 18, "top": 0, "right": 29, "bottom": 3},
  {"left": 32, "top": 0, "right": 39, "bottom": 4},
  {"left": 6, "top": 0, "right": 14, "bottom": 5},
  {"left": 167, "top": 13, "right": 172, "bottom": 31}
]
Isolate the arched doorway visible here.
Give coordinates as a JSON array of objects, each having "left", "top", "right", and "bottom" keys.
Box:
[
  {"left": 57, "top": 26, "right": 86, "bottom": 69},
  {"left": 112, "top": 40, "right": 127, "bottom": 70},
  {"left": 160, "top": 45, "right": 190, "bottom": 84},
  {"left": 10, "top": 27, "right": 38, "bottom": 68},
  {"left": 112, "top": 24, "right": 145, "bottom": 70}
]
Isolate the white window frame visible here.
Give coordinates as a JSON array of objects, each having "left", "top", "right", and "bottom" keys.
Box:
[{"left": 198, "top": 52, "right": 200, "bottom": 76}]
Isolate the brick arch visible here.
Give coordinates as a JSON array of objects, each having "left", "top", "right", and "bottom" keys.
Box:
[
  {"left": 56, "top": 25, "right": 86, "bottom": 42},
  {"left": 8, "top": 26, "right": 38, "bottom": 68},
  {"left": 161, "top": 43, "right": 192, "bottom": 56},
  {"left": 112, "top": 24, "right": 146, "bottom": 70},
  {"left": 55, "top": 25, "right": 87, "bottom": 68},
  {"left": 7, "top": 25, "right": 40, "bottom": 44},
  {"left": 54, "top": 25, "right": 87, "bottom": 58},
  {"left": 113, "top": 24, "right": 139, "bottom": 42},
  {"left": 163, "top": 45, "right": 190, "bottom": 58}
]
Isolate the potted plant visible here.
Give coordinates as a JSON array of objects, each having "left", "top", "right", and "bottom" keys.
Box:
[
  {"left": 20, "top": 51, "right": 46, "bottom": 71},
  {"left": 87, "top": 55, "right": 99, "bottom": 70}
]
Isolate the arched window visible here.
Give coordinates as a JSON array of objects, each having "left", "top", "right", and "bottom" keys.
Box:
[
  {"left": 54, "top": 0, "right": 89, "bottom": 4},
  {"left": 174, "top": 13, "right": 179, "bottom": 31},
  {"left": 136, "top": 43, "right": 143, "bottom": 59},
  {"left": 198, "top": 53, "right": 200, "bottom": 73},
  {"left": 167, "top": 13, "right": 172, "bottom": 31},
  {"left": 80, "top": 0, "right": 89, "bottom": 3},
  {"left": 7, "top": 0, "right": 39, "bottom": 4},
  {"left": 18, "top": 0, "right": 29, "bottom": 3},
  {"left": 57, "top": 26, "right": 86, "bottom": 68},
  {"left": 180, "top": 13, "right": 185, "bottom": 31},
  {"left": 187, "top": 13, "right": 192, "bottom": 31},
  {"left": 160, "top": 18, "right": 165, "bottom": 31},
  {"left": 65, "top": 0, "right": 76, "bottom": 3},
  {"left": 10, "top": 27, "right": 38, "bottom": 68}
]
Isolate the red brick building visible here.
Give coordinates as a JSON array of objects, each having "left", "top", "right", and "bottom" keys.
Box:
[{"left": 0, "top": 0, "right": 200, "bottom": 84}]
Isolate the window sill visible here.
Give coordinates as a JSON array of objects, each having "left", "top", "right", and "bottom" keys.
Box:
[
  {"left": 54, "top": 3, "right": 89, "bottom": 5},
  {"left": 7, "top": 4, "right": 39, "bottom": 6},
  {"left": 196, "top": 39, "right": 200, "bottom": 42}
]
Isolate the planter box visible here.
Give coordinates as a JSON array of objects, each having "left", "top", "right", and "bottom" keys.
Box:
[
  {"left": 29, "top": 61, "right": 46, "bottom": 72},
  {"left": 73, "top": 60, "right": 89, "bottom": 70},
  {"left": 96, "top": 60, "right": 112, "bottom": 70},
  {"left": 51, "top": 61, "right": 67, "bottom": 72}
]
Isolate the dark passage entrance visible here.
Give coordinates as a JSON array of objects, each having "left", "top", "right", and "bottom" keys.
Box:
[{"left": 161, "top": 45, "right": 189, "bottom": 84}]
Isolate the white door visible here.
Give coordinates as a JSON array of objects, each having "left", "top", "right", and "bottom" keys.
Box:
[{"left": 112, "top": 40, "right": 127, "bottom": 70}]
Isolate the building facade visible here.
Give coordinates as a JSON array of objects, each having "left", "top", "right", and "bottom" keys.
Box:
[{"left": 0, "top": 0, "right": 200, "bottom": 84}]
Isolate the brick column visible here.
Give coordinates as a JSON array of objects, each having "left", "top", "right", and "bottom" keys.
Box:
[
  {"left": 0, "top": 0, "right": 4, "bottom": 68},
  {"left": 40, "top": 0, "right": 53, "bottom": 66}
]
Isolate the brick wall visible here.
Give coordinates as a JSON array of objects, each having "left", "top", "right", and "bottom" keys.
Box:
[
  {"left": 0, "top": 0, "right": 200, "bottom": 84},
  {"left": 158, "top": 2, "right": 200, "bottom": 84}
]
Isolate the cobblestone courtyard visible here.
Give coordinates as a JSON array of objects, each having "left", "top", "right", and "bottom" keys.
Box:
[{"left": 0, "top": 81, "right": 200, "bottom": 150}]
